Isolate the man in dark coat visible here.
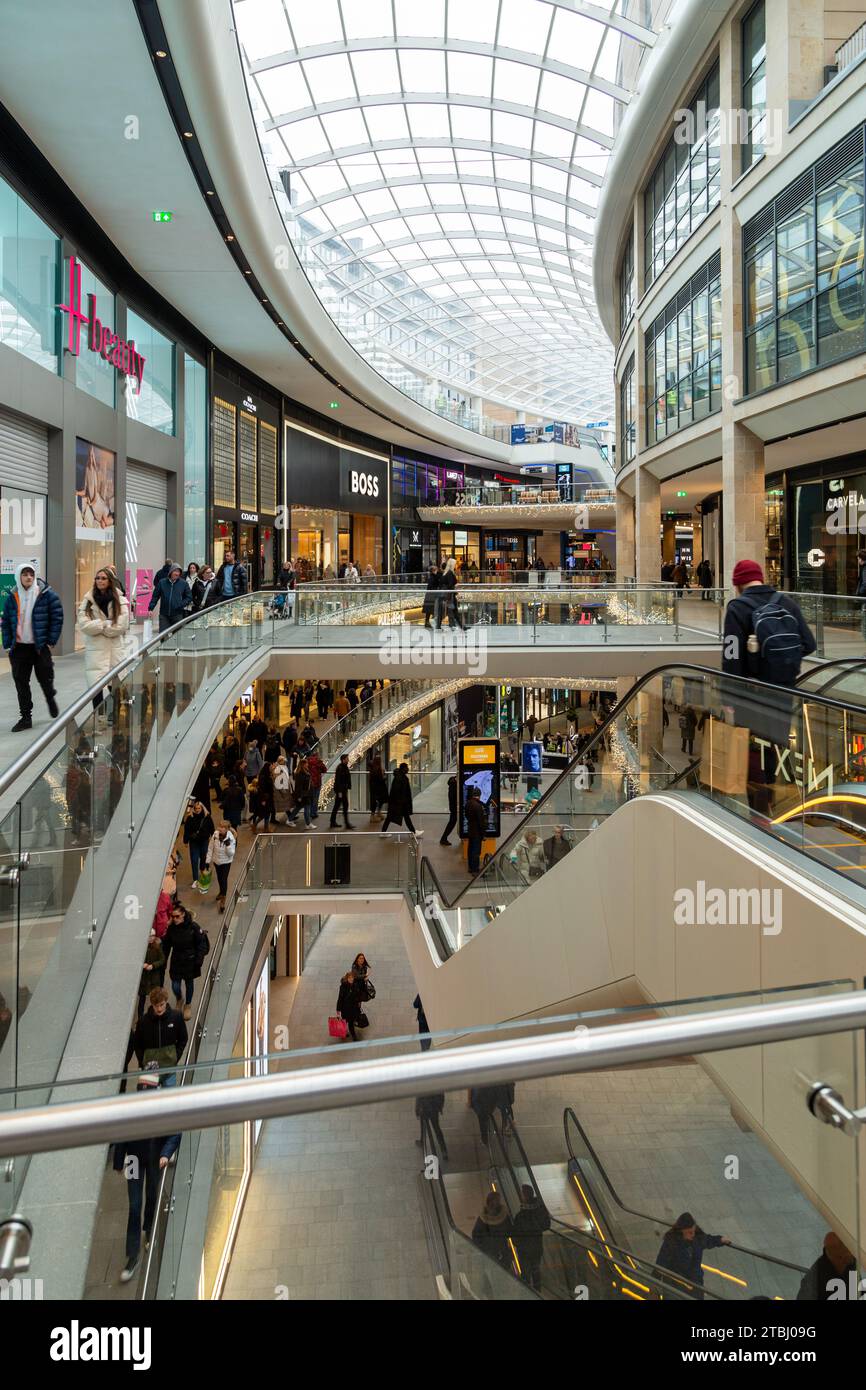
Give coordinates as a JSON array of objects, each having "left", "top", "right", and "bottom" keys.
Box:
[
  {"left": 112, "top": 1068, "right": 181, "bottom": 1283},
  {"left": 439, "top": 774, "right": 458, "bottom": 845},
  {"left": 655, "top": 1212, "right": 731, "bottom": 1296},
  {"left": 329, "top": 753, "right": 355, "bottom": 829},
  {"left": 796, "top": 1231, "right": 857, "bottom": 1301},
  {"left": 147, "top": 564, "right": 191, "bottom": 633},
  {"left": 513, "top": 1185, "right": 551, "bottom": 1291},
  {"left": 381, "top": 762, "right": 416, "bottom": 834},
  {"left": 465, "top": 784, "right": 486, "bottom": 873},
  {"left": 1, "top": 561, "right": 63, "bottom": 730},
  {"left": 207, "top": 550, "right": 248, "bottom": 605}
]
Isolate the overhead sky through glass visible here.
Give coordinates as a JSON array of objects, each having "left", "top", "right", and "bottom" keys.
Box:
[{"left": 232, "top": 1, "right": 672, "bottom": 429}]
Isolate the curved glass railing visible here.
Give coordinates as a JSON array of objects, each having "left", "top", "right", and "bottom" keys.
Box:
[{"left": 418, "top": 659, "right": 866, "bottom": 948}]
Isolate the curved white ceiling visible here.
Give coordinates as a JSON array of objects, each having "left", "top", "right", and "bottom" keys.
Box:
[{"left": 231, "top": 0, "right": 672, "bottom": 424}]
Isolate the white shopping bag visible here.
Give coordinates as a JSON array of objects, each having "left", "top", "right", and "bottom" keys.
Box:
[{"left": 142, "top": 617, "right": 153, "bottom": 645}]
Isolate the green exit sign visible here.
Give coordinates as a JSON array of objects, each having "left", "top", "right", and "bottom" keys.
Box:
[
  {"left": 152, "top": 210, "right": 173, "bottom": 223},
  {"left": 676, "top": 490, "right": 687, "bottom": 497}
]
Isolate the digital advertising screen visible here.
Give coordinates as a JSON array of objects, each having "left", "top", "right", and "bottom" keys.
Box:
[
  {"left": 521, "top": 740, "right": 544, "bottom": 774},
  {"left": 458, "top": 738, "right": 501, "bottom": 838}
]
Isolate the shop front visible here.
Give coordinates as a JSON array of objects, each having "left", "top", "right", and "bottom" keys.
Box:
[
  {"left": 483, "top": 531, "right": 529, "bottom": 574},
  {"left": 393, "top": 523, "right": 438, "bottom": 576},
  {"left": 788, "top": 458, "right": 866, "bottom": 595},
  {"left": 439, "top": 525, "right": 481, "bottom": 569},
  {"left": 211, "top": 365, "right": 281, "bottom": 588},
  {"left": 388, "top": 706, "right": 442, "bottom": 774},
  {"left": 285, "top": 419, "right": 388, "bottom": 578}
]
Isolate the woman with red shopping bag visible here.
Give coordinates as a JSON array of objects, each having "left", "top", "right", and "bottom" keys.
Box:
[{"left": 334, "top": 970, "right": 363, "bottom": 1042}]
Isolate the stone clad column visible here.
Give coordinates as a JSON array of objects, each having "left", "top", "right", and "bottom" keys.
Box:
[
  {"left": 722, "top": 420, "right": 766, "bottom": 582},
  {"left": 635, "top": 467, "right": 660, "bottom": 585},
  {"left": 616, "top": 487, "right": 635, "bottom": 580}
]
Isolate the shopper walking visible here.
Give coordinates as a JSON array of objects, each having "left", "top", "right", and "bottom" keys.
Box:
[
  {"left": 244, "top": 738, "right": 264, "bottom": 780},
  {"left": 415, "top": 1092, "right": 448, "bottom": 1159},
  {"left": 132, "top": 986, "right": 187, "bottom": 1075},
  {"left": 307, "top": 749, "right": 326, "bottom": 820},
  {"left": 112, "top": 1070, "right": 182, "bottom": 1283},
  {"left": 471, "top": 1191, "right": 513, "bottom": 1269},
  {"left": 182, "top": 799, "right": 215, "bottom": 886},
  {"left": 422, "top": 564, "right": 441, "bottom": 628},
  {"left": 162, "top": 903, "right": 210, "bottom": 1019},
  {"left": 147, "top": 563, "right": 191, "bottom": 633},
  {"left": 513, "top": 1185, "right": 550, "bottom": 1292},
  {"left": 137, "top": 931, "right": 166, "bottom": 1020},
  {"left": 368, "top": 753, "right": 388, "bottom": 820},
  {"left": 435, "top": 557, "right": 464, "bottom": 630},
  {"left": 679, "top": 705, "right": 698, "bottom": 756},
  {"left": 221, "top": 777, "right": 245, "bottom": 831},
  {"left": 208, "top": 549, "right": 248, "bottom": 605},
  {"left": 288, "top": 756, "right": 313, "bottom": 826},
  {"left": 205, "top": 821, "right": 236, "bottom": 912},
  {"left": 381, "top": 762, "right": 417, "bottom": 834},
  {"left": 655, "top": 1213, "right": 731, "bottom": 1297},
  {"left": 439, "top": 774, "right": 458, "bottom": 845},
  {"left": 413, "top": 993, "right": 432, "bottom": 1052},
  {"left": 336, "top": 970, "right": 364, "bottom": 1042},
  {"left": 2, "top": 561, "right": 62, "bottom": 731},
  {"left": 465, "top": 784, "right": 486, "bottom": 873},
  {"left": 76, "top": 567, "right": 131, "bottom": 714},
  {"left": 329, "top": 753, "right": 355, "bottom": 829},
  {"left": 271, "top": 755, "right": 293, "bottom": 824}
]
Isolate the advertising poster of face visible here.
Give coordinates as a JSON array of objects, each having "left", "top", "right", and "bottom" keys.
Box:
[{"left": 75, "top": 438, "right": 115, "bottom": 540}]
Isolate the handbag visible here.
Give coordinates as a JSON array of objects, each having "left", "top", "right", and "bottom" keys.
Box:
[
  {"left": 364, "top": 979, "right": 376, "bottom": 1001},
  {"left": 357, "top": 1011, "right": 369, "bottom": 1029},
  {"left": 197, "top": 867, "right": 213, "bottom": 892},
  {"left": 699, "top": 717, "right": 749, "bottom": 797},
  {"left": 328, "top": 1015, "right": 348, "bottom": 1039}
]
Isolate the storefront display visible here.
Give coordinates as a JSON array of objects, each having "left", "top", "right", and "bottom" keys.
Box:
[
  {"left": 285, "top": 419, "right": 387, "bottom": 577},
  {"left": 211, "top": 366, "right": 281, "bottom": 587},
  {"left": 74, "top": 438, "right": 116, "bottom": 623},
  {"left": 389, "top": 707, "right": 442, "bottom": 773}
]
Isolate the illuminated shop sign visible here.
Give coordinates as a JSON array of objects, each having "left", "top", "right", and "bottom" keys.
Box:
[{"left": 59, "top": 255, "right": 146, "bottom": 394}]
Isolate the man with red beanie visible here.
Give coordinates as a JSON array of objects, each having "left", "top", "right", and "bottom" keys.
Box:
[
  {"left": 721, "top": 560, "right": 816, "bottom": 814},
  {"left": 722, "top": 559, "right": 815, "bottom": 685}
]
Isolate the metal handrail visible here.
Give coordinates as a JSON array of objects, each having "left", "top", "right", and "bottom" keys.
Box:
[
  {"left": 0, "top": 990, "right": 862, "bottom": 1158},
  {"left": 562, "top": 1108, "right": 808, "bottom": 1276}
]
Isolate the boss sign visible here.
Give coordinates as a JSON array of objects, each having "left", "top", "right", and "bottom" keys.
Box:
[{"left": 350, "top": 470, "right": 380, "bottom": 498}]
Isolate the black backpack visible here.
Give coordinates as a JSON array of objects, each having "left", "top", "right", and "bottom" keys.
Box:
[{"left": 745, "top": 595, "right": 804, "bottom": 686}]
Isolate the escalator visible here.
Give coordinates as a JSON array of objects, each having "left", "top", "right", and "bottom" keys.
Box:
[{"left": 418, "top": 658, "right": 866, "bottom": 946}]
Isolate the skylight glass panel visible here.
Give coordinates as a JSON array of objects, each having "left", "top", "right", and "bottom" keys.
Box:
[
  {"left": 341, "top": 0, "right": 393, "bottom": 42},
  {"left": 399, "top": 50, "right": 446, "bottom": 92},
  {"left": 351, "top": 50, "right": 402, "bottom": 95},
  {"left": 234, "top": 0, "right": 664, "bottom": 420},
  {"left": 493, "top": 59, "right": 541, "bottom": 110},
  {"left": 407, "top": 104, "right": 451, "bottom": 139}
]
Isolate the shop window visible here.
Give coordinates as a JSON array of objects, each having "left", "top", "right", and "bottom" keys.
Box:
[
  {"left": 0, "top": 173, "right": 60, "bottom": 373},
  {"left": 643, "top": 63, "right": 720, "bottom": 289},
  {"left": 619, "top": 355, "right": 635, "bottom": 465},
  {"left": 213, "top": 397, "right": 237, "bottom": 508},
  {"left": 741, "top": 1, "right": 767, "bottom": 172},
  {"left": 260, "top": 420, "right": 278, "bottom": 515},
  {"left": 645, "top": 254, "right": 722, "bottom": 445},
  {"left": 239, "top": 410, "right": 258, "bottom": 511},
  {"left": 744, "top": 142, "right": 865, "bottom": 392},
  {"left": 126, "top": 309, "right": 175, "bottom": 434},
  {"left": 183, "top": 355, "right": 207, "bottom": 564},
  {"left": 618, "top": 229, "right": 635, "bottom": 338}
]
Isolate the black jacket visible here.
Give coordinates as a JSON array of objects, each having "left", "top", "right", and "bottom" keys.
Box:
[
  {"left": 466, "top": 796, "right": 486, "bottom": 839},
  {"left": 387, "top": 770, "right": 413, "bottom": 817},
  {"left": 857, "top": 564, "right": 866, "bottom": 599},
  {"left": 113, "top": 1130, "right": 181, "bottom": 1176},
  {"left": 721, "top": 586, "right": 816, "bottom": 683},
  {"left": 148, "top": 575, "right": 191, "bottom": 624},
  {"left": 163, "top": 917, "right": 209, "bottom": 981},
  {"left": 447, "top": 776, "right": 457, "bottom": 813},
  {"left": 208, "top": 561, "right": 248, "bottom": 603},
  {"left": 472, "top": 1213, "right": 513, "bottom": 1268},
  {"left": 337, "top": 978, "right": 363, "bottom": 1021},
  {"left": 183, "top": 809, "right": 214, "bottom": 849},
  {"left": 797, "top": 1252, "right": 856, "bottom": 1301},
  {"left": 422, "top": 571, "right": 441, "bottom": 615},
  {"left": 513, "top": 1197, "right": 551, "bottom": 1266},
  {"left": 334, "top": 762, "right": 352, "bottom": 793},
  {"left": 655, "top": 1228, "right": 725, "bottom": 1288},
  {"left": 133, "top": 1006, "right": 188, "bottom": 1066}
]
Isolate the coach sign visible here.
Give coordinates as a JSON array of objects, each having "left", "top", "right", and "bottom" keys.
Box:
[{"left": 59, "top": 255, "right": 146, "bottom": 394}]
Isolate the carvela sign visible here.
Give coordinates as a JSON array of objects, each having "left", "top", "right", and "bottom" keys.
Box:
[
  {"left": 59, "top": 255, "right": 146, "bottom": 394},
  {"left": 339, "top": 452, "right": 386, "bottom": 513}
]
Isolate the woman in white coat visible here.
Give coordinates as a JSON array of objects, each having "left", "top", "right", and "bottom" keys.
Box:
[{"left": 76, "top": 568, "right": 131, "bottom": 714}]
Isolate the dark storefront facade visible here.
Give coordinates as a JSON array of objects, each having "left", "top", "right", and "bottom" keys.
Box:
[
  {"left": 285, "top": 420, "right": 388, "bottom": 578},
  {"left": 211, "top": 362, "right": 281, "bottom": 590}
]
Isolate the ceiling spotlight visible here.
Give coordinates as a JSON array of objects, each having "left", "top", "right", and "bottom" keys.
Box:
[
  {"left": 206, "top": 190, "right": 215, "bottom": 197},
  {"left": 262, "top": 298, "right": 268, "bottom": 304},
  {"left": 226, "top": 234, "right": 235, "bottom": 242},
  {"left": 183, "top": 131, "right": 194, "bottom": 139},
  {"left": 244, "top": 268, "right": 252, "bottom": 275},
  {"left": 155, "top": 50, "right": 167, "bottom": 59}
]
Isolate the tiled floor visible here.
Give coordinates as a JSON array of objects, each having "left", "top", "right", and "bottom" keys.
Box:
[{"left": 223, "top": 911, "right": 437, "bottom": 1301}]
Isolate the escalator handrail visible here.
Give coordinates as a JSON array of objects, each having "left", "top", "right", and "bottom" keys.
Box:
[
  {"left": 796, "top": 656, "right": 866, "bottom": 701},
  {"left": 418, "top": 657, "right": 866, "bottom": 916},
  {"left": 563, "top": 1107, "right": 808, "bottom": 1276},
  {"left": 487, "top": 1115, "right": 718, "bottom": 1300}
]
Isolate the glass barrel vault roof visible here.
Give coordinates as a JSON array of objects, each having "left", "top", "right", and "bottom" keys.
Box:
[{"left": 232, "top": 0, "right": 672, "bottom": 425}]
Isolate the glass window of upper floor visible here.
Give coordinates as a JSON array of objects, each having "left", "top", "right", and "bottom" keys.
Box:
[
  {"left": 619, "top": 230, "right": 635, "bottom": 339},
  {"left": 646, "top": 253, "right": 722, "bottom": 447},
  {"left": 619, "top": 355, "right": 636, "bottom": 468},
  {"left": 741, "top": 1, "right": 767, "bottom": 172},
  {"left": 744, "top": 131, "right": 865, "bottom": 394},
  {"left": 126, "top": 308, "right": 176, "bottom": 434},
  {"left": 0, "top": 172, "right": 60, "bottom": 374},
  {"left": 643, "top": 63, "right": 721, "bottom": 290}
]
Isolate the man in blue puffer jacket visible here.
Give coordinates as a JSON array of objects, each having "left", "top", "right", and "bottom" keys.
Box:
[
  {"left": 1, "top": 561, "right": 64, "bottom": 731},
  {"left": 147, "top": 563, "right": 192, "bottom": 633}
]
